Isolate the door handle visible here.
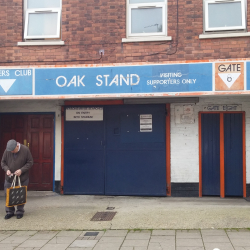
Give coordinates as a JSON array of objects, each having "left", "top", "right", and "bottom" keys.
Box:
[{"left": 24, "top": 139, "right": 27, "bottom": 146}]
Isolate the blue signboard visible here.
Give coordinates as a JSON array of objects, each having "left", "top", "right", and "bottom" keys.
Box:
[
  {"left": 246, "top": 62, "right": 250, "bottom": 90},
  {"left": 0, "top": 69, "right": 33, "bottom": 95},
  {"left": 35, "top": 63, "right": 212, "bottom": 95}
]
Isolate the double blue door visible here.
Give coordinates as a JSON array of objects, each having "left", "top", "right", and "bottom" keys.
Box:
[
  {"left": 64, "top": 105, "right": 166, "bottom": 196},
  {"left": 201, "top": 113, "right": 244, "bottom": 197}
]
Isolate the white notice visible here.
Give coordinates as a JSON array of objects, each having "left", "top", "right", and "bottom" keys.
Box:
[
  {"left": 140, "top": 114, "right": 152, "bottom": 132},
  {"left": 66, "top": 107, "right": 103, "bottom": 121}
]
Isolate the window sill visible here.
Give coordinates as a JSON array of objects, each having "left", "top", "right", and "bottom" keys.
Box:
[
  {"left": 199, "top": 32, "right": 250, "bottom": 39},
  {"left": 17, "top": 41, "right": 65, "bottom": 46},
  {"left": 122, "top": 36, "right": 172, "bottom": 43}
]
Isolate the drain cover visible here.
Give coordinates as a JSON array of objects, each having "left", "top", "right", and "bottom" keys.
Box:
[
  {"left": 84, "top": 232, "right": 99, "bottom": 236},
  {"left": 91, "top": 212, "right": 117, "bottom": 221},
  {"left": 106, "top": 207, "right": 115, "bottom": 210}
]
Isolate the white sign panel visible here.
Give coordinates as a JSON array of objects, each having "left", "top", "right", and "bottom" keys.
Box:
[
  {"left": 175, "top": 105, "right": 195, "bottom": 124},
  {"left": 66, "top": 107, "right": 103, "bottom": 121},
  {"left": 203, "top": 105, "right": 242, "bottom": 111},
  {"left": 140, "top": 114, "right": 152, "bottom": 132}
]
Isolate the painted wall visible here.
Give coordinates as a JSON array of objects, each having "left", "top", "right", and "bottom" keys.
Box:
[
  {"left": 171, "top": 96, "right": 250, "bottom": 184},
  {"left": 0, "top": 100, "right": 62, "bottom": 181}
]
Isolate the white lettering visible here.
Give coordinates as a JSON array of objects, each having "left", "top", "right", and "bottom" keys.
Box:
[
  {"left": 0, "top": 70, "right": 10, "bottom": 77},
  {"left": 103, "top": 75, "right": 109, "bottom": 86},
  {"left": 67, "top": 76, "right": 76, "bottom": 87},
  {"left": 56, "top": 76, "right": 67, "bottom": 87},
  {"left": 182, "top": 79, "right": 196, "bottom": 84},
  {"left": 120, "top": 74, "right": 129, "bottom": 86},
  {"left": 130, "top": 74, "right": 140, "bottom": 85},
  {"left": 14, "top": 70, "right": 31, "bottom": 77},
  {"left": 109, "top": 75, "right": 119, "bottom": 86},
  {"left": 78, "top": 75, "right": 85, "bottom": 86},
  {"left": 96, "top": 75, "right": 103, "bottom": 86}
]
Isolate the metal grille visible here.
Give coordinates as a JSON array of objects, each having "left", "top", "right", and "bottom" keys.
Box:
[
  {"left": 90, "top": 212, "right": 117, "bottom": 221},
  {"left": 84, "top": 232, "right": 99, "bottom": 236},
  {"left": 106, "top": 207, "right": 115, "bottom": 210}
]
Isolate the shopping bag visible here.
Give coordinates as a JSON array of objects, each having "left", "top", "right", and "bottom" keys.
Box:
[{"left": 6, "top": 175, "right": 27, "bottom": 207}]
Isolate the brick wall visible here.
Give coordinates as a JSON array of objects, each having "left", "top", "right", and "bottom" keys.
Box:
[{"left": 0, "top": 0, "right": 250, "bottom": 66}]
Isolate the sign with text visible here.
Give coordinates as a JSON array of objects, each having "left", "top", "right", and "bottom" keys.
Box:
[
  {"left": 215, "top": 62, "right": 244, "bottom": 91},
  {"left": 0, "top": 69, "right": 33, "bottom": 95},
  {"left": 203, "top": 105, "right": 242, "bottom": 111},
  {"left": 66, "top": 107, "right": 103, "bottom": 121},
  {"left": 140, "top": 114, "right": 152, "bottom": 132},
  {"left": 35, "top": 63, "right": 212, "bottom": 95}
]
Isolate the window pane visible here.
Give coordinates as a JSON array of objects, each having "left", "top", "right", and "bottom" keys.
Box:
[
  {"left": 130, "top": 0, "right": 164, "bottom": 3},
  {"left": 208, "top": 2, "right": 242, "bottom": 28},
  {"left": 131, "top": 8, "right": 162, "bottom": 33},
  {"left": 27, "top": 13, "right": 58, "bottom": 36},
  {"left": 27, "top": 0, "right": 60, "bottom": 8}
]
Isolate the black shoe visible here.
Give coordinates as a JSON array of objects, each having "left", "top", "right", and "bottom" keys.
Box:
[
  {"left": 4, "top": 214, "right": 14, "bottom": 220},
  {"left": 16, "top": 214, "right": 23, "bottom": 219}
]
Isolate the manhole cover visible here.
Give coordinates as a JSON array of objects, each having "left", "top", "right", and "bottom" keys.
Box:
[
  {"left": 106, "top": 207, "right": 115, "bottom": 210},
  {"left": 91, "top": 212, "right": 117, "bottom": 221},
  {"left": 84, "top": 232, "right": 99, "bottom": 236}
]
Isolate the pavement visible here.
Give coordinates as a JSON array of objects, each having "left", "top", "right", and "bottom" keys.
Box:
[{"left": 0, "top": 191, "right": 250, "bottom": 250}]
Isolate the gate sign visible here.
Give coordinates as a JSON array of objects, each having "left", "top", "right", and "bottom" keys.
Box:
[
  {"left": 215, "top": 62, "right": 244, "bottom": 91},
  {"left": 35, "top": 63, "right": 212, "bottom": 95},
  {"left": 0, "top": 69, "right": 33, "bottom": 95}
]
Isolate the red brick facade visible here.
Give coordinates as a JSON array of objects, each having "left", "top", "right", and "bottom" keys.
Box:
[{"left": 0, "top": 0, "right": 250, "bottom": 66}]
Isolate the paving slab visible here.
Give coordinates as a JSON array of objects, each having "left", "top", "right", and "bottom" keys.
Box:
[
  {"left": 152, "top": 230, "right": 175, "bottom": 236},
  {"left": 93, "top": 241, "right": 123, "bottom": 250},
  {"left": 56, "top": 231, "right": 82, "bottom": 237},
  {"left": 203, "top": 242, "right": 234, "bottom": 250},
  {"left": 0, "top": 243, "right": 17, "bottom": 249},
  {"left": 69, "top": 240, "right": 98, "bottom": 248},
  {"left": 17, "top": 239, "right": 49, "bottom": 248},
  {"left": 201, "top": 229, "right": 227, "bottom": 236},
  {"left": 202, "top": 236, "right": 231, "bottom": 243},
  {"left": 103, "top": 230, "right": 128, "bottom": 237},
  {"left": 40, "top": 243, "right": 69, "bottom": 250},
  {"left": 0, "top": 236, "right": 31, "bottom": 245},
  {"left": 126, "top": 232, "right": 150, "bottom": 240},
  {"left": 229, "top": 238, "right": 250, "bottom": 247},
  {"left": 48, "top": 236, "right": 78, "bottom": 244},
  {"left": 176, "top": 247, "right": 205, "bottom": 250},
  {"left": 98, "top": 236, "right": 125, "bottom": 243},
  {"left": 1, "top": 229, "right": 250, "bottom": 250},
  {"left": 176, "top": 238, "right": 204, "bottom": 247},
  {"left": 122, "top": 239, "right": 149, "bottom": 247}
]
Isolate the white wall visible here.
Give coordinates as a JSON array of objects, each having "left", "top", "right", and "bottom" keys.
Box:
[
  {"left": 0, "top": 100, "right": 62, "bottom": 181},
  {"left": 171, "top": 96, "right": 250, "bottom": 184}
]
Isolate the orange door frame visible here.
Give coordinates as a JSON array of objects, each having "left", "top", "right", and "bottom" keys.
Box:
[
  {"left": 199, "top": 111, "right": 246, "bottom": 198},
  {"left": 61, "top": 100, "right": 171, "bottom": 196}
]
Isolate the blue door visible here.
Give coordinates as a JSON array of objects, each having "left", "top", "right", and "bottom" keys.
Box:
[
  {"left": 224, "top": 113, "right": 243, "bottom": 196},
  {"left": 201, "top": 113, "right": 244, "bottom": 197},
  {"left": 105, "top": 105, "right": 166, "bottom": 196},
  {"left": 201, "top": 113, "right": 220, "bottom": 196},
  {"left": 64, "top": 120, "right": 105, "bottom": 194},
  {"left": 64, "top": 105, "right": 166, "bottom": 196}
]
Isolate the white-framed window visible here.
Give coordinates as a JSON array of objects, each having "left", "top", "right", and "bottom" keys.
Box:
[
  {"left": 127, "top": 0, "right": 167, "bottom": 38},
  {"left": 24, "top": 0, "right": 61, "bottom": 40},
  {"left": 204, "top": 0, "right": 246, "bottom": 32}
]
